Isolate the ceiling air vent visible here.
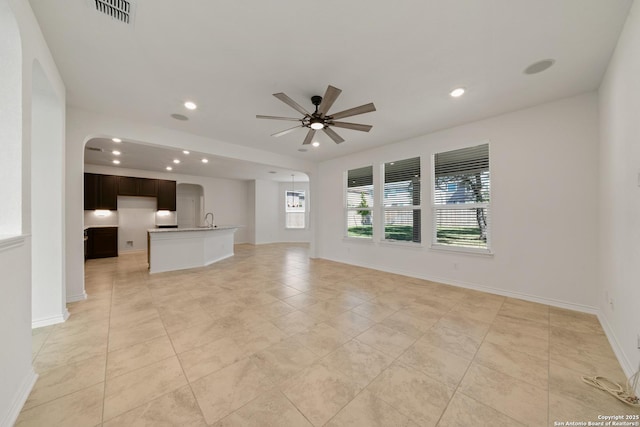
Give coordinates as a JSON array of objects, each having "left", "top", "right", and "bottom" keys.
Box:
[
  {"left": 88, "top": 0, "right": 135, "bottom": 24},
  {"left": 86, "top": 147, "right": 104, "bottom": 152}
]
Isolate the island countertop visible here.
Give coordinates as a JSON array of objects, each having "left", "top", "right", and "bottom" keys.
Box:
[{"left": 147, "top": 225, "right": 241, "bottom": 233}]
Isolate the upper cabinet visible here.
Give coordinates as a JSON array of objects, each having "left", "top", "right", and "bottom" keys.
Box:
[
  {"left": 118, "top": 176, "right": 158, "bottom": 197},
  {"left": 85, "top": 173, "right": 176, "bottom": 211},
  {"left": 157, "top": 180, "right": 177, "bottom": 211},
  {"left": 84, "top": 173, "right": 117, "bottom": 210}
]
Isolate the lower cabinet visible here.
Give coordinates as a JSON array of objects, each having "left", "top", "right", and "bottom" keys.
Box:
[{"left": 87, "top": 227, "right": 118, "bottom": 259}]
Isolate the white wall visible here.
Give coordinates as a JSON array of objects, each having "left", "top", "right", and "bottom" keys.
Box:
[
  {"left": 246, "top": 181, "right": 256, "bottom": 244},
  {"left": 253, "top": 179, "right": 280, "bottom": 244},
  {"left": 177, "top": 183, "right": 203, "bottom": 228},
  {"left": 31, "top": 60, "right": 67, "bottom": 327},
  {"left": 277, "top": 181, "right": 312, "bottom": 243},
  {"left": 83, "top": 165, "right": 251, "bottom": 244},
  {"left": 0, "top": 0, "right": 66, "bottom": 425},
  {"left": 316, "top": 93, "right": 600, "bottom": 311},
  {"left": 117, "top": 196, "right": 156, "bottom": 253},
  {"left": 597, "top": 1, "right": 640, "bottom": 381}
]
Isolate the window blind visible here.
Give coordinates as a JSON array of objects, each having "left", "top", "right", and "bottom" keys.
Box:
[
  {"left": 433, "top": 144, "right": 490, "bottom": 250},
  {"left": 383, "top": 157, "right": 421, "bottom": 243}
]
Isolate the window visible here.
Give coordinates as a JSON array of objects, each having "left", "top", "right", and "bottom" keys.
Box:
[
  {"left": 383, "top": 157, "right": 421, "bottom": 243},
  {"left": 433, "top": 143, "right": 490, "bottom": 251},
  {"left": 346, "top": 165, "right": 373, "bottom": 238},
  {"left": 285, "top": 190, "right": 305, "bottom": 229}
]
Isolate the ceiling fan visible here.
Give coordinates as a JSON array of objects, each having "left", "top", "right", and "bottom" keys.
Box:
[{"left": 256, "top": 85, "right": 376, "bottom": 145}]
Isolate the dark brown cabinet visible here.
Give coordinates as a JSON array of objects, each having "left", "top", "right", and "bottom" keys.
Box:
[
  {"left": 84, "top": 173, "right": 117, "bottom": 210},
  {"left": 137, "top": 178, "right": 158, "bottom": 197},
  {"left": 86, "top": 227, "right": 118, "bottom": 259},
  {"left": 85, "top": 173, "right": 175, "bottom": 211},
  {"left": 157, "top": 179, "right": 177, "bottom": 211},
  {"left": 118, "top": 176, "right": 158, "bottom": 197}
]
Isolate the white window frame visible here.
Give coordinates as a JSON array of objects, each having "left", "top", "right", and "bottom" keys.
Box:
[
  {"left": 431, "top": 142, "right": 492, "bottom": 255},
  {"left": 285, "top": 190, "right": 306, "bottom": 229},
  {"left": 382, "top": 157, "right": 422, "bottom": 245},
  {"left": 344, "top": 166, "right": 374, "bottom": 240}
]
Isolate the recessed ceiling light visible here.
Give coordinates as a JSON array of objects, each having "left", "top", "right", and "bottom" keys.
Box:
[
  {"left": 173, "top": 159, "right": 180, "bottom": 164},
  {"left": 112, "top": 159, "right": 120, "bottom": 164},
  {"left": 201, "top": 158, "right": 209, "bottom": 163},
  {"left": 184, "top": 101, "right": 197, "bottom": 110},
  {"left": 312, "top": 141, "right": 320, "bottom": 147},
  {"left": 450, "top": 88, "right": 465, "bottom": 98},
  {"left": 171, "top": 114, "right": 189, "bottom": 121},
  {"left": 166, "top": 166, "right": 173, "bottom": 171},
  {"left": 183, "top": 150, "right": 190, "bottom": 155},
  {"left": 524, "top": 59, "right": 555, "bottom": 75},
  {"left": 112, "top": 138, "right": 122, "bottom": 143},
  {"left": 112, "top": 150, "right": 121, "bottom": 155}
]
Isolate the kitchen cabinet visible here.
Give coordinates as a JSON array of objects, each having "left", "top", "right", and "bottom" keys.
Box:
[
  {"left": 85, "top": 173, "right": 175, "bottom": 211},
  {"left": 84, "top": 173, "right": 117, "bottom": 210},
  {"left": 86, "top": 227, "right": 118, "bottom": 258},
  {"left": 137, "top": 178, "right": 158, "bottom": 197},
  {"left": 118, "top": 176, "right": 157, "bottom": 197},
  {"left": 157, "top": 179, "right": 177, "bottom": 211}
]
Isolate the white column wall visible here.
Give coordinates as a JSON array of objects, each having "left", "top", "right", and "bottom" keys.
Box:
[
  {"left": 1, "top": 0, "right": 66, "bottom": 425},
  {"left": 31, "top": 60, "right": 68, "bottom": 326},
  {"left": 597, "top": 1, "right": 640, "bottom": 380},
  {"left": 316, "top": 93, "right": 600, "bottom": 311}
]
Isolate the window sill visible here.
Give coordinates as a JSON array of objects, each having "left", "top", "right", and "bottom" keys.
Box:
[
  {"left": 379, "top": 240, "right": 423, "bottom": 250},
  {"left": 430, "top": 243, "right": 494, "bottom": 257},
  {"left": 0, "top": 234, "right": 28, "bottom": 253}
]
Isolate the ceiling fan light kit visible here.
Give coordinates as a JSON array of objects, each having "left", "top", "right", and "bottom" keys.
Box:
[{"left": 257, "top": 85, "right": 376, "bottom": 146}]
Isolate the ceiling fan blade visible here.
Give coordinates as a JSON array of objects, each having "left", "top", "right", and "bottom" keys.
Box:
[
  {"left": 323, "top": 127, "right": 345, "bottom": 144},
  {"left": 318, "top": 85, "right": 342, "bottom": 117},
  {"left": 330, "top": 121, "right": 373, "bottom": 132},
  {"left": 330, "top": 102, "right": 376, "bottom": 120},
  {"left": 273, "top": 93, "right": 311, "bottom": 116},
  {"left": 302, "top": 129, "right": 316, "bottom": 145},
  {"left": 271, "top": 125, "right": 303, "bottom": 137},
  {"left": 256, "top": 115, "right": 301, "bottom": 121}
]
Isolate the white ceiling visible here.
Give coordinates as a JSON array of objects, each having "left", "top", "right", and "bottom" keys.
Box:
[
  {"left": 85, "top": 138, "right": 309, "bottom": 182},
  {"left": 30, "top": 0, "right": 632, "bottom": 166}
]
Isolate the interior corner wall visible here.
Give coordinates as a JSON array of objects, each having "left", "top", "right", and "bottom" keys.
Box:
[
  {"left": 316, "top": 93, "right": 600, "bottom": 311},
  {"left": 246, "top": 181, "right": 256, "bottom": 244},
  {"left": 277, "top": 181, "right": 311, "bottom": 243},
  {"left": 253, "top": 179, "right": 279, "bottom": 244},
  {"left": 597, "top": 1, "right": 640, "bottom": 379}
]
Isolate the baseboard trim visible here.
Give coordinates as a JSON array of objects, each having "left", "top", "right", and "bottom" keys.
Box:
[
  {"left": 66, "top": 291, "right": 87, "bottom": 303},
  {"left": 597, "top": 312, "right": 639, "bottom": 395},
  {"left": 0, "top": 368, "right": 37, "bottom": 427},
  {"left": 320, "top": 255, "right": 599, "bottom": 315},
  {"left": 32, "top": 308, "right": 69, "bottom": 329}
]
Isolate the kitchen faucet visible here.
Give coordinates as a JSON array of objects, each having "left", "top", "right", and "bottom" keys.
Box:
[{"left": 204, "top": 212, "right": 215, "bottom": 228}]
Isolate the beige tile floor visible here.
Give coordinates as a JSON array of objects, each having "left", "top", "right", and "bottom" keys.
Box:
[{"left": 20, "top": 243, "right": 640, "bottom": 426}]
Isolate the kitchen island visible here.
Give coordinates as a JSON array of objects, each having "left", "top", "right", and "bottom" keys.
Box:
[{"left": 147, "top": 226, "right": 240, "bottom": 274}]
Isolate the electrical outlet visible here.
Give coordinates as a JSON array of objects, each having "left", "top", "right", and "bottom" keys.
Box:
[
  {"left": 453, "top": 263, "right": 459, "bottom": 271},
  {"left": 126, "top": 240, "right": 133, "bottom": 247}
]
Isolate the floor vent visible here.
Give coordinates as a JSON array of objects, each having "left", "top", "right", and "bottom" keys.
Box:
[{"left": 89, "top": 0, "right": 135, "bottom": 24}]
